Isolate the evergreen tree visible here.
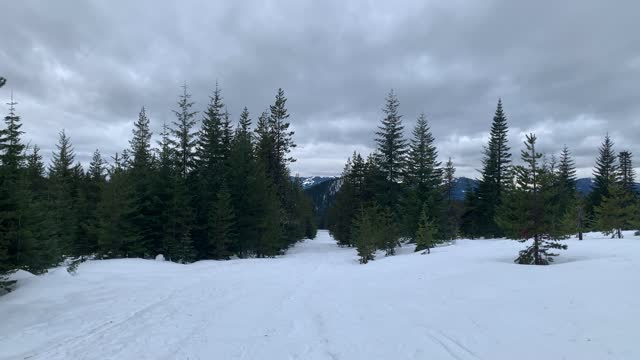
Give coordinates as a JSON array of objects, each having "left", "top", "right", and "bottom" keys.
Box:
[
  {"left": 193, "top": 84, "right": 228, "bottom": 257},
  {"left": 442, "top": 157, "right": 458, "bottom": 240},
  {"left": 227, "top": 107, "right": 258, "bottom": 256},
  {"left": 373, "top": 90, "right": 407, "bottom": 211},
  {"left": 166, "top": 86, "right": 197, "bottom": 261},
  {"left": 594, "top": 183, "right": 638, "bottom": 238},
  {"left": 353, "top": 207, "right": 377, "bottom": 264},
  {"left": 460, "top": 188, "right": 481, "bottom": 238},
  {"left": 403, "top": 113, "right": 442, "bottom": 239},
  {"left": 128, "top": 107, "right": 161, "bottom": 257},
  {"left": 165, "top": 125, "right": 196, "bottom": 262},
  {"left": 170, "top": 84, "right": 198, "bottom": 179},
  {"left": 79, "top": 149, "right": 105, "bottom": 254},
  {"left": 496, "top": 134, "right": 567, "bottom": 265},
  {"left": 476, "top": 99, "right": 512, "bottom": 237},
  {"left": 269, "top": 88, "right": 296, "bottom": 172},
  {"left": 415, "top": 207, "right": 436, "bottom": 254},
  {"left": 328, "top": 153, "right": 367, "bottom": 246},
  {"left": 47, "top": 130, "right": 78, "bottom": 259},
  {"left": 208, "top": 185, "right": 236, "bottom": 260},
  {"left": 19, "top": 145, "right": 52, "bottom": 273},
  {"left": 617, "top": 151, "right": 636, "bottom": 196},
  {"left": 589, "top": 134, "right": 617, "bottom": 214},
  {"left": 253, "top": 160, "right": 282, "bottom": 257},
  {"left": 0, "top": 95, "right": 26, "bottom": 289}
]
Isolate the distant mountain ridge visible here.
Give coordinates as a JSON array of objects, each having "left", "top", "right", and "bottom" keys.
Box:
[
  {"left": 303, "top": 176, "right": 639, "bottom": 228},
  {"left": 293, "top": 176, "right": 338, "bottom": 189}
]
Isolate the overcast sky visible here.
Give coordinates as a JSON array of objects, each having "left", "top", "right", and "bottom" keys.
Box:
[{"left": 2, "top": 0, "right": 639, "bottom": 178}]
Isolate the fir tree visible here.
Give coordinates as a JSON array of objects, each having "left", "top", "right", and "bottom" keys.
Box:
[
  {"left": 460, "top": 188, "right": 481, "bottom": 238},
  {"left": 442, "top": 157, "right": 458, "bottom": 240},
  {"left": 208, "top": 185, "right": 236, "bottom": 260},
  {"left": 328, "top": 152, "right": 366, "bottom": 246},
  {"left": 0, "top": 95, "right": 26, "bottom": 290},
  {"left": 594, "top": 184, "right": 638, "bottom": 238},
  {"left": 19, "top": 145, "right": 52, "bottom": 273},
  {"left": 253, "top": 161, "right": 282, "bottom": 257},
  {"left": 617, "top": 151, "right": 636, "bottom": 196},
  {"left": 47, "top": 130, "right": 78, "bottom": 259},
  {"left": 79, "top": 149, "right": 105, "bottom": 253},
  {"left": 170, "top": 84, "right": 198, "bottom": 179},
  {"left": 193, "top": 84, "right": 228, "bottom": 256},
  {"left": 555, "top": 146, "right": 580, "bottom": 239},
  {"left": 476, "top": 99, "right": 512, "bottom": 237},
  {"left": 97, "top": 153, "right": 136, "bottom": 258},
  {"left": 589, "top": 134, "right": 617, "bottom": 213},
  {"left": 353, "top": 207, "right": 377, "bottom": 264},
  {"left": 227, "top": 107, "right": 258, "bottom": 256},
  {"left": 415, "top": 207, "right": 436, "bottom": 254},
  {"left": 269, "top": 88, "right": 296, "bottom": 170},
  {"left": 128, "top": 107, "right": 161, "bottom": 257},
  {"left": 403, "top": 112, "right": 442, "bottom": 239},
  {"left": 374, "top": 90, "right": 407, "bottom": 211},
  {"left": 496, "top": 134, "right": 567, "bottom": 265}
]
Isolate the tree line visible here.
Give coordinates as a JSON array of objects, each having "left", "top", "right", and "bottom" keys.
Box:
[
  {"left": 0, "top": 78, "right": 316, "bottom": 292},
  {"left": 328, "top": 91, "right": 639, "bottom": 264}
]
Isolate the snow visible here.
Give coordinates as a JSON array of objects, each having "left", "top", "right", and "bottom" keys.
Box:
[{"left": 1, "top": 231, "right": 639, "bottom": 360}]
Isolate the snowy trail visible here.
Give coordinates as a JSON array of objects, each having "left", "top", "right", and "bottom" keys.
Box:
[{"left": 1, "top": 230, "right": 639, "bottom": 360}]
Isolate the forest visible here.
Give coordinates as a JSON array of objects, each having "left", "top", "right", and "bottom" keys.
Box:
[
  {"left": 1, "top": 74, "right": 639, "bottom": 294},
  {"left": 327, "top": 91, "right": 639, "bottom": 264},
  {"left": 0, "top": 77, "right": 316, "bottom": 291}
]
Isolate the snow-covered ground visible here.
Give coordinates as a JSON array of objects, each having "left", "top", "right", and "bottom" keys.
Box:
[{"left": 1, "top": 231, "right": 639, "bottom": 360}]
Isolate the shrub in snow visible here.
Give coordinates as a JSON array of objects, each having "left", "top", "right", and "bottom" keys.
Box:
[{"left": 155, "top": 254, "right": 165, "bottom": 261}]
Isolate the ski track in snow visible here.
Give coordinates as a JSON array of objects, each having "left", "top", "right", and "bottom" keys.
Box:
[{"left": 1, "top": 230, "right": 639, "bottom": 360}]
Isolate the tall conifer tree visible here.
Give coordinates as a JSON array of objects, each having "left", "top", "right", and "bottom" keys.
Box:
[{"left": 476, "top": 99, "right": 512, "bottom": 237}]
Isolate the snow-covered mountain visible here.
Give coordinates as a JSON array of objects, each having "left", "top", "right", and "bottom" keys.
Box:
[{"left": 295, "top": 176, "right": 338, "bottom": 189}]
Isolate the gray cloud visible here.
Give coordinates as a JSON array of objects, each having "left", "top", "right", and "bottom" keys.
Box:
[{"left": 1, "top": 0, "right": 639, "bottom": 178}]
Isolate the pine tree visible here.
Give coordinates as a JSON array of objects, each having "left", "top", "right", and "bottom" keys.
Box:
[
  {"left": 328, "top": 152, "right": 366, "bottom": 246},
  {"left": 193, "top": 84, "right": 228, "bottom": 257},
  {"left": 167, "top": 85, "right": 197, "bottom": 261},
  {"left": 476, "top": 99, "right": 512, "bottom": 237},
  {"left": 555, "top": 146, "right": 581, "bottom": 239},
  {"left": 617, "top": 151, "right": 636, "bottom": 196},
  {"left": 496, "top": 134, "right": 567, "bottom": 265},
  {"left": 170, "top": 84, "right": 198, "bottom": 179},
  {"left": 594, "top": 183, "right": 638, "bottom": 238},
  {"left": 227, "top": 107, "right": 258, "bottom": 256},
  {"left": 269, "top": 88, "right": 296, "bottom": 172},
  {"left": 353, "top": 207, "right": 377, "bottom": 264},
  {"left": 19, "top": 145, "right": 52, "bottom": 273},
  {"left": 97, "top": 153, "right": 136, "bottom": 258},
  {"left": 128, "top": 107, "right": 161, "bottom": 257},
  {"left": 415, "top": 207, "right": 436, "bottom": 254},
  {"left": 442, "top": 157, "right": 458, "bottom": 240},
  {"left": 0, "top": 95, "right": 26, "bottom": 290},
  {"left": 403, "top": 112, "right": 442, "bottom": 239},
  {"left": 79, "top": 149, "right": 105, "bottom": 254},
  {"left": 460, "top": 188, "right": 481, "bottom": 238},
  {"left": 47, "top": 130, "right": 78, "bottom": 259},
  {"left": 253, "top": 160, "right": 282, "bottom": 257},
  {"left": 589, "top": 134, "right": 617, "bottom": 213},
  {"left": 208, "top": 185, "right": 236, "bottom": 260},
  {"left": 374, "top": 90, "right": 407, "bottom": 211}
]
